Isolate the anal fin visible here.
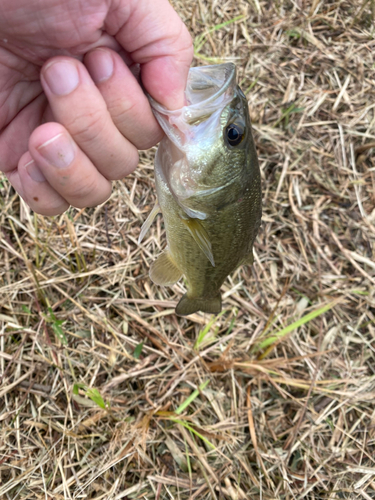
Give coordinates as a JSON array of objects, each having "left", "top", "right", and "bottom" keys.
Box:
[
  {"left": 175, "top": 293, "right": 222, "bottom": 316},
  {"left": 150, "top": 250, "right": 182, "bottom": 286},
  {"left": 180, "top": 217, "right": 215, "bottom": 267},
  {"left": 138, "top": 203, "right": 160, "bottom": 244}
]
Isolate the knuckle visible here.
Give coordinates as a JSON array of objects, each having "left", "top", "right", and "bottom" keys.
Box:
[
  {"left": 31, "top": 200, "right": 69, "bottom": 216},
  {"left": 169, "top": 23, "right": 194, "bottom": 62},
  {"left": 85, "top": 188, "right": 111, "bottom": 208},
  {"left": 107, "top": 150, "right": 139, "bottom": 181},
  {"left": 68, "top": 177, "right": 110, "bottom": 208},
  {"left": 108, "top": 96, "right": 138, "bottom": 123},
  {"left": 108, "top": 99, "right": 161, "bottom": 149},
  {"left": 66, "top": 107, "right": 106, "bottom": 145},
  {"left": 67, "top": 177, "right": 98, "bottom": 204},
  {"left": 136, "top": 131, "right": 163, "bottom": 151}
]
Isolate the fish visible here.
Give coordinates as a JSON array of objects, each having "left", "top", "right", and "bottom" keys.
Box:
[{"left": 138, "top": 63, "right": 262, "bottom": 316}]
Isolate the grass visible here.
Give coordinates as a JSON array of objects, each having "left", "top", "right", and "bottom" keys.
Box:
[
  {"left": 1, "top": 0, "right": 375, "bottom": 498},
  {"left": 254, "top": 299, "right": 340, "bottom": 357}
]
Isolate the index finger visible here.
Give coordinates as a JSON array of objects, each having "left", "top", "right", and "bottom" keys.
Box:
[{"left": 108, "top": 0, "right": 193, "bottom": 109}]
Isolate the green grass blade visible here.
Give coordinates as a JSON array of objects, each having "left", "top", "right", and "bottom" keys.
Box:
[
  {"left": 51, "top": 322, "right": 67, "bottom": 345},
  {"left": 175, "top": 380, "right": 210, "bottom": 415},
  {"left": 171, "top": 418, "right": 216, "bottom": 450},
  {"left": 72, "top": 383, "right": 108, "bottom": 410},
  {"left": 194, "top": 15, "right": 245, "bottom": 53},
  {"left": 256, "top": 300, "right": 338, "bottom": 351},
  {"left": 194, "top": 311, "right": 226, "bottom": 350},
  {"left": 133, "top": 342, "right": 144, "bottom": 359}
]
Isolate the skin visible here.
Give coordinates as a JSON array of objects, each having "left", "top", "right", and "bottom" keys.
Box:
[{"left": 0, "top": 0, "right": 193, "bottom": 215}]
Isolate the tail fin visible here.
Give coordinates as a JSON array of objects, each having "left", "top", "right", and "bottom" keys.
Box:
[{"left": 175, "top": 293, "right": 222, "bottom": 316}]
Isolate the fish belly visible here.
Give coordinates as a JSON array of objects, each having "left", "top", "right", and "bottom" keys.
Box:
[{"left": 155, "top": 165, "right": 258, "bottom": 303}]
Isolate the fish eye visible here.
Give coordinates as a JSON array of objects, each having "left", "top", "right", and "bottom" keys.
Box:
[{"left": 225, "top": 123, "right": 245, "bottom": 147}]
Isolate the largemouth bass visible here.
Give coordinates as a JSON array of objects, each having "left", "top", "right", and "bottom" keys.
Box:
[{"left": 139, "top": 63, "right": 262, "bottom": 316}]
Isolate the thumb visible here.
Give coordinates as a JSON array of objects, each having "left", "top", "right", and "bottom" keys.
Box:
[{"left": 107, "top": 0, "right": 193, "bottom": 109}]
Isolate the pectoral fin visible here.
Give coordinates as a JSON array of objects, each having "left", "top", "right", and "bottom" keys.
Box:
[
  {"left": 150, "top": 250, "right": 182, "bottom": 286},
  {"left": 138, "top": 203, "right": 160, "bottom": 244},
  {"left": 180, "top": 217, "right": 215, "bottom": 267}
]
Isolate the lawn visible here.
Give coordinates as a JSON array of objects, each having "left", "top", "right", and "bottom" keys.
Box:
[{"left": 1, "top": 1, "right": 375, "bottom": 498}]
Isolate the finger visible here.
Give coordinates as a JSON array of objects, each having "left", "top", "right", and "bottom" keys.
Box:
[
  {"left": 16, "top": 151, "right": 69, "bottom": 216},
  {"left": 6, "top": 167, "right": 25, "bottom": 201},
  {"left": 107, "top": 0, "right": 193, "bottom": 109},
  {"left": 40, "top": 57, "right": 139, "bottom": 181},
  {"left": 0, "top": 92, "right": 46, "bottom": 174},
  {"left": 84, "top": 48, "right": 163, "bottom": 150},
  {"left": 28, "top": 122, "right": 112, "bottom": 209}
]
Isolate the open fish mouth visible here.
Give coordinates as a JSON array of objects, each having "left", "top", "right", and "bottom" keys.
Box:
[
  {"left": 150, "top": 62, "right": 236, "bottom": 113},
  {"left": 185, "top": 63, "right": 236, "bottom": 108},
  {"left": 149, "top": 63, "right": 237, "bottom": 145}
]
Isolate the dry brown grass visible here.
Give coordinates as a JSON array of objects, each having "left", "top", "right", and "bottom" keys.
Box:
[{"left": 1, "top": 1, "right": 375, "bottom": 498}]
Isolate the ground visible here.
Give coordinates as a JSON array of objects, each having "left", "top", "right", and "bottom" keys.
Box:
[{"left": 1, "top": 1, "right": 375, "bottom": 499}]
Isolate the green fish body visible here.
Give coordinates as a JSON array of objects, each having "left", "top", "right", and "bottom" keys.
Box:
[{"left": 139, "top": 63, "right": 262, "bottom": 316}]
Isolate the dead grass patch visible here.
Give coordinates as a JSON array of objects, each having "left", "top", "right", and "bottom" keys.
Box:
[{"left": 1, "top": 1, "right": 375, "bottom": 498}]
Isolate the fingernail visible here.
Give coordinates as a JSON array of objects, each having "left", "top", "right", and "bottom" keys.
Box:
[
  {"left": 87, "top": 50, "right": 114, "bottom": 83},
  {"left": 26, "top": 159, "right": 46, "bottom": 182},
  {"left": 43, "top": 61, "right": 79, "bottom": 96},
  {"left": 37, "top": 133, "right": 75, "bottom": 168}
]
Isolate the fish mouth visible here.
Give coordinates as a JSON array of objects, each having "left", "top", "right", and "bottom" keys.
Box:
[
  {"left": 149, "top": 63, "right": 237, "bottom": 145},
  {"left": 148, "top": 63, "right": 236, "bottom": 121},
  {"left": 185, "top": 63, "right": 236, "bottom": 108}
]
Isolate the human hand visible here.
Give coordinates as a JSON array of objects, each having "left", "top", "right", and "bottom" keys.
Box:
[{"left": 0, "top": 0, "right": 193, "bottom": 215}]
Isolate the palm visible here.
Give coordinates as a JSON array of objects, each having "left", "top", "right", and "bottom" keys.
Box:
[{"left": 0, "top": 0, "right": 117, "bottom": 173}]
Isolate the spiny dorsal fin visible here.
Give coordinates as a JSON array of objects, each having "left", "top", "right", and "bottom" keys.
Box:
[
  {"left": 180, "top": 217, "right": 215, "bottom": 267},
  {"left": 138, "top": 203, "right": 160, "bottom": 244},
  {"left": 150, "top": 250, "right": 183, "bottom": 286}
]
